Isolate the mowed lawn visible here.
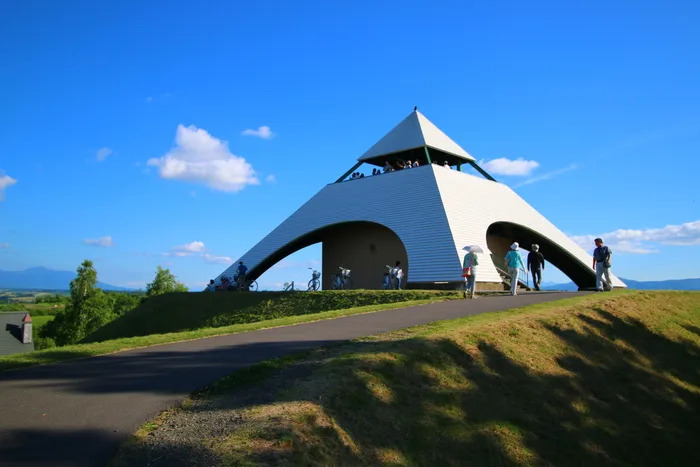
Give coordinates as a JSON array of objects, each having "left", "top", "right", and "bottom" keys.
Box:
[
  {"left": 0, "top": 290, "right": 459, "bottom": 371},
  {"left": 31, "top": 315, "right": 54, "bottom": 331},
  {"left": 114, "top": 291, "right": 700, "bottom": 466}
]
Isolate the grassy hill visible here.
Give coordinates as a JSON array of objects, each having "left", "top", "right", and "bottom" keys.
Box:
[
  {"left": 85, "top": 290, "right": 459, "bottom": 343},
  {"left": 114, "top": 291, "right": 700, "bottom": 466}
]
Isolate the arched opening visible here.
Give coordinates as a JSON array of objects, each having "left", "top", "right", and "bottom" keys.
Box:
[
  {"left": 486, "top": 221, "right": 596, "bottom": 289},
  {"left": 254, "top": 245, "right": 321, "bottom": 291},
  {"left": 246, "top": 221, "right": 408, "bottom": 290}
]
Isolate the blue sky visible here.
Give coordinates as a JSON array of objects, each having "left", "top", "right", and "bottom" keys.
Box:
[{"left": 1, "top": 0, "right": 698, "bottom": 290}]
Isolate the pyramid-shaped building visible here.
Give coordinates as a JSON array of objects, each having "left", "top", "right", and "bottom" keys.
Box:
[{"left": 217, "top": 110, "right": 625, "bottom": 291}]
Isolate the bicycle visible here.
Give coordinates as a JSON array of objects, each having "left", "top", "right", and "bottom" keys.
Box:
[
  {"left": 381, "top": 265, "right": 395, "bottom": 290},
  {"left": 283, "top": 281, "right": 295, "bottom": 291},
  {"left": 331, "top": 266, "right": 353, "bottom": 290},
  {"left": 307, "top": 268, "right": 321, "bottom": 291},
  {"left": 235, "top": 274, "right": 258, "bottom": 292}
]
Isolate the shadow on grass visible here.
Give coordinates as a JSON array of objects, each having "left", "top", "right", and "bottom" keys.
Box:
[
  {"left": 170, "top": 306, "right": 700, "bottom": 466},
  {"left": 682, "top": 323, "right": 700, "bottom": 337}
]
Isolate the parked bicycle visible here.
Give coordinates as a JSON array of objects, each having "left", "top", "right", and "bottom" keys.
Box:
[
  {"left": 283, "top": 281, "right": 295, "bottom": 291},
  {"left": 331, "top": 266, "right": 353, "bottom": 290},
  {"left": 307, "top": 268, "right": 321, "bottom": 291}
]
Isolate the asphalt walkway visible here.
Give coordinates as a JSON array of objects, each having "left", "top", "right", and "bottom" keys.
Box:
[{"left": 0, "top": 292, "right": 587, "bottom": 466}]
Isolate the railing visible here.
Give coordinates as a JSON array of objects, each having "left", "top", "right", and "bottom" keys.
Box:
[{"left": 491, "top": 254, "right": 529, "bottom": 290}]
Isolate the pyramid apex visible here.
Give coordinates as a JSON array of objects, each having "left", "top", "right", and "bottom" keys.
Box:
[{"left": 358, "top": 110, "right": 474, "bottom": 165}]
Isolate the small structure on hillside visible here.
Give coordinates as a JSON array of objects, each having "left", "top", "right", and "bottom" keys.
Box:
[
  {"left": 0, "top": 312, "right": 35, "bottom": 356},
  {"left": 215, "top": 109, "right": 626, "bottom": 291}
]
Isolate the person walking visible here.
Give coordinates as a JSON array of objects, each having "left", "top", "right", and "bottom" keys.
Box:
[
  {"left": 592, "top": 238, "right": 613, "bottom": 291},
  {"left": 392, "top": 261, "right": 404, "bottom": 290},
  {"left": 527, "top": 244, "right": 545, "bottom": 291},
  {"left": 462, "top": 248, "right": 479, "bottom": 299},
  {"left": 504, "top": 242, "right": 525, "bottom": 296}
]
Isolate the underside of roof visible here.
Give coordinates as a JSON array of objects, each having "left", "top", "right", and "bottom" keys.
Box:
[{"left": 358, "top": 110, "right": 475, "bottom": 163}]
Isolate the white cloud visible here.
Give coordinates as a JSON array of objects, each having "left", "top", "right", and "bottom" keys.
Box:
[
  {"left": 265, "top": 174, "right": 277, "bottom": 183},
  {"left": 148, "top": 125, "right": 259, "bottom": 192},
  {"left": 83, "top": 236, "right": 114, "bottom": 247},
  {"left": 241, "top": 125, "right": 274, "bottom": 139},
  {"left": 480, "top": 158, "right": 539, "bottom": 176},
  {"left": 513, "top": 164, "right": 578, "bottom": 188},
  {"left": 96, "top": 147, "right": 112, "bottom": 161},
  {"left": 0, "top": 243, "right": 9, "bottom": 248},
  {"left": 570, "top": 220, "right": 700, "bottom": 255},
  {"left": 202, "top": 253, "right": 233, "bottom": 264},
  {"left": 0, "top": 173, "right": 17, "bottom": 201},
  {"left": 164, "top": 241, "right": 233, "bottom": 264},
  {"left": 168, "top": 241, "right": 206, "bottom": 257}
]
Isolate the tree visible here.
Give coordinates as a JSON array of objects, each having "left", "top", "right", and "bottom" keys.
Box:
[
  {"left": 109, "top": 291, "right": 144, "bottom": 316},
  {"left": 146, "top": 266, "right": 188, "bottom": 297},
  {"left": 41, "top": 260, "right": 116, "bottom": 346}
]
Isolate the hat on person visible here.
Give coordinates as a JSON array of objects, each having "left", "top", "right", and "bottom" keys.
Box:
[
  {"left": 510, "top": 242, "right": 519, "bottom": 250},
  {"left": 532, "top": 244, "right": 539, "bottom": 251}
]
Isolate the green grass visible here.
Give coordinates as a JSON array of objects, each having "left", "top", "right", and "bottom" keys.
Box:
[
  {"left": 84, "top": 290, "right": 459, "bottom": 342},
  {"left": 0, "top": 293, "right": 457, "bottom": 372},
  {"left": 113, "top": 291, "right": 700, "bottom": 466},
  {"left": 31, "top": 314, "right": 55, "bottom": 331}
]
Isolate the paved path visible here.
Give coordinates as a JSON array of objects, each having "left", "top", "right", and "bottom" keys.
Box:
[{"left": 0, "top": 292, "right": 587, "bottom": 466}]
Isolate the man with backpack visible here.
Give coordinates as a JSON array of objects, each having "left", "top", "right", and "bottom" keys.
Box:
[
  {"left": 391, "top": 261, "right": 404, "bottom": 290},
  {"left": 592, "top": 238, "right": 613, "bottom": 291}
]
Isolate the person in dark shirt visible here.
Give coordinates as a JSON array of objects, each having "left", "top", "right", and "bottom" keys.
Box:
[
  {"left": 527, "top": 244, "right": 545, "bottom": 291},
  {"left": 592, "top": 238, "right": 613, "bottom": 291}
]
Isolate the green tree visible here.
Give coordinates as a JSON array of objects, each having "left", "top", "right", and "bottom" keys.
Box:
[
  {"left": 109, "top": 291, "right": 144, "bottom": 316},
  {"left": 146, "top": 266, "right": 188, "bottom": 297},
  {"left": 41, "top": 260, "right": 116, "bottom": 345}
]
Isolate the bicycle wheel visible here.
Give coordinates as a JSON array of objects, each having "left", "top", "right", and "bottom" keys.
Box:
[
  {"left": 308, "top": 279, "right": 319, "bottom": 291},
  {"left": 344, "top": 277, "right": 353, "bottom": 290},
  {"left": 331, "top": 275, "right": 341, "bottom": 290},
  {"left": 248, "top": 280, "right": 258, "bottom": 292}
]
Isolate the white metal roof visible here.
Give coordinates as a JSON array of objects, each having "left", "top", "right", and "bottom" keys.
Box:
[
  {"left": 358, "top": 110, "right": 475, "bottom": 162},
  {"left": 217, "top": 165, "right": 625, "bottom": 289}
]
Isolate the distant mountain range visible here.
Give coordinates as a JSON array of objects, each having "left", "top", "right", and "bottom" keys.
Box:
[
  {"left": 0, "top": 267, "right": 133, "bottom": 291},
  {"left": 542, "top": 277, "right": 700, "bottom": 291}
]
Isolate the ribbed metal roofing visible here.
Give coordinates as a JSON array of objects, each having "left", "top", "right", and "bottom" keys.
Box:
[
  {"left": 216, "top": 165, "right": 626, "bottom": 289},
  {"left": 358, "top": 110, "right": 475, "bottom": 162}
]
